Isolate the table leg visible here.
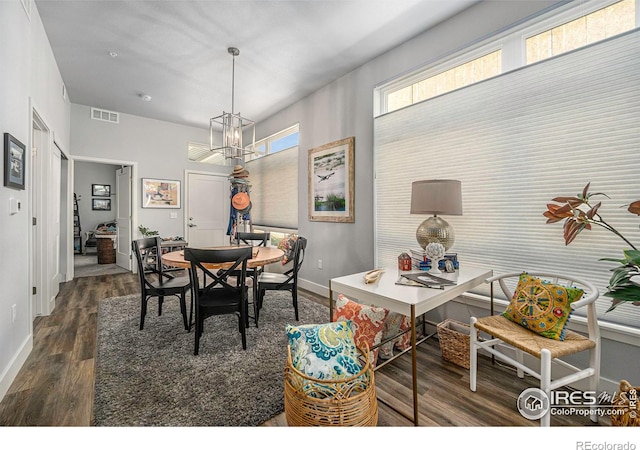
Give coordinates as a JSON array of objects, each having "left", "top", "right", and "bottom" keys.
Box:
[
  {"left": 411, "top": 304, "right": 418, "bottom": 426},
  {"left": 328, "top": 284, "right": 334, "bottom": 322}
]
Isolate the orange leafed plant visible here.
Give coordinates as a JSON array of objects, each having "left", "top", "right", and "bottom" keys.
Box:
[{"left": 544, "top": 183, "right": 640, "bottom": 312}]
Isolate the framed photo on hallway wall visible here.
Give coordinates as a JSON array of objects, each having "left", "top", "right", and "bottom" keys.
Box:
[
  {"left": 308, "top": 136, "right": 355, "bottom": 223},
  {"left": 142, "top": 178, "right": 181, "bottom": 209},
  {"left": 4, "top": 133, "right": 26, "bottom": 190}
]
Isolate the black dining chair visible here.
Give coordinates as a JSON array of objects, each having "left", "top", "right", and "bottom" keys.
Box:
[
  {"left": 132, "top": 237, "right": 191, "bottom": 331},
  {"left": 184, "top": 246, "right": 252, "bottom": 355},
  {"left": 256, "top": 236, "right": 307, "bottom": 322}
]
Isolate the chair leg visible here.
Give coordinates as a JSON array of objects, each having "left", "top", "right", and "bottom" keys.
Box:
[
  {"left": 188, "top": 294, "right": 194, "bottom": 332},
  {"left": 589, "top": 346, "right": 601, "bottom": 423},
  {"left": 540, "top": 349, "right": 552, "bottom": 427},
  {"left": 158, "top": 295, "right": 164, "bottom": 316},
  {"left": 194, "top": 314, "right": 201, "bottom": 356},
  {"left": 469, "top": 317, "right": 478, "bottom": 392},
  {"left": 516, "top": 349, "right": 525, "bottom": 378},
  {"left": 256, "top": 288, "right": 264, "bottom": 322},
  {"left": 179, "top": 292, "right": 189, "bottom": 331},
  {"left": 252, "top": 275, "right": 259, "bottom": 327},
  {"left": 292, "top": 288, "right": 299, "bottom": 321},
  {"left": 239, "top": 305, "right": 247, "bottom": 350},
  {"left": 140, "top": 296, "right": 148, "bottom": 330}
]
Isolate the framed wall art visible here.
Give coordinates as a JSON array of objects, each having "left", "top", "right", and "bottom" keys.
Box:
[
  {"left": 92, "top": 183, "right": 111, "bottom": 197},
  {"left": 142, "top": 178, "right": 181, "bottom": 209},
  {"left": 308, "top": 136, "right": 355, "bottom": 223},
  {"left": 92, "top": 198, "right": 111, "bottom": 211},
  {"left": 4, "top": 133, "right": 26, "bottom": 190}
]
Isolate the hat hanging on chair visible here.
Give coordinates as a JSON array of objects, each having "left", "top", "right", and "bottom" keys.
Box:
[
  {"left": 229, "top": 164, "right": 249, "bottom": 179},
  {"left": 232, "top": 192, "right": 250, "bottom": 210}
]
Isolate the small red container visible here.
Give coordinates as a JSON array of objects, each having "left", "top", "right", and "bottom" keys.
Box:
[{"left": 398, "top": 253, "right": 412, "bottom": 271}]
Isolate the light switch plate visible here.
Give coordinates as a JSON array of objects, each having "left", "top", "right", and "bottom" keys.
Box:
[
  {"left": 9, "top": 198, "right": 18, "bottom": 215},
  {"left": 170, "top": 212, "right": 177, "bottom": 219}
]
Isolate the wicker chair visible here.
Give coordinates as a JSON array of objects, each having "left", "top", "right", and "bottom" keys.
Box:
[
  {"left": 470, "top": 272, "right": 600, "bottom": 426},
  {"left": 284, "top": 343, "right": 378, "bottom": 426}
]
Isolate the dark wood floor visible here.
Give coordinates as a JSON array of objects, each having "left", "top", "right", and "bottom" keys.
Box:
[{"left": 0, "top": 271, "right": 610, "bottom": 427}]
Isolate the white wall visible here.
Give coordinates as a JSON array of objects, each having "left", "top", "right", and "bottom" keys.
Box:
[
  {"left": 70, "top": 104, "right": 224, "bottom": 239},
  {"left": 255, "top": 1, "right": 560, "bottom": 293},
  {"left": 0, "top": 0, "right": 71, "bottom": 400}
]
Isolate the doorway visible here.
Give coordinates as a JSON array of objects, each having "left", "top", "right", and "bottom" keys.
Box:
[{"left": 71, "top": 157, "right": 137, "bottom": 278}]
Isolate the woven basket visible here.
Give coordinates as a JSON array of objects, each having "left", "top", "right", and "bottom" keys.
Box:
[
  {"left": 284, "top": 343, "right": 378, "bottom": 426},
  {"left": 611, "top": 380, "right": 640, "bottom": 426},
  {"left": 437, "top": 318, "right": 471, "bottom": 369}
]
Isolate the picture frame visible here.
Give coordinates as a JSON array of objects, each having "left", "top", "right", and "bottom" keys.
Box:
[
  {"left": 142, "top": 178, "right": 181, "bottom": 209},
  {"left": 308, "top": 136, "right": 355, "bottom": 222},
  {"left": 92, "top": 183, "right": 111, "bottom": 197},
  {"left": 4, "top": 133, "right": 26, "bottom": 190},
  {"left": 92, "top": 198, "right": 111, "bottom": 211}
]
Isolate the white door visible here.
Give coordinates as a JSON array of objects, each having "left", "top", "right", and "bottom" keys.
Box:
[
  {"left": 47, "top": 144, "right": 62, "bottom": 310},
  {"left": 186, "top": 172, "right": 229, "bottom": 248},
  {"left": 116, "top": 166, "right": 132, "bottom": 270}
]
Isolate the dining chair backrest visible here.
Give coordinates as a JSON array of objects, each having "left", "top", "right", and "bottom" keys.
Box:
[
  {"left": 235, "top": 231, "right": 270, "bottom": 247},
  {"left": 291, "top": 237, "right": 307, "bottom": 283},
  {"left": 132, "top": 237, "right": 164, "bottom": 284},
  {"left": 184, "top": 246, "right": 252, "bottom": 293}
]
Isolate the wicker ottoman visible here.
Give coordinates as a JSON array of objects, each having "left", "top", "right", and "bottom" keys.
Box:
[{"left": 284, "top": 343, "right": 378, "bottom": 426}]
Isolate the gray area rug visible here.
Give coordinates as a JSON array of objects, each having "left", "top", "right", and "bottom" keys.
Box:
[{"left": 94, "top": 290, "right": 329, "bottom": 426}]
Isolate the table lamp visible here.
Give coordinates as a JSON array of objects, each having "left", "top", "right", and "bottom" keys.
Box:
[{"left": 410, "top": 179, "right": 462, "bottom": 252}]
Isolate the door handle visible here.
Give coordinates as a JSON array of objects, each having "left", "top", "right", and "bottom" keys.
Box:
[{"left": 188, "top": 223, "right": 197, "bottom": 228}]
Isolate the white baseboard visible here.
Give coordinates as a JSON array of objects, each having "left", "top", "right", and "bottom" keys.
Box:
[{"left": 0, "top": 334, "right": 33, "bottom": 403}]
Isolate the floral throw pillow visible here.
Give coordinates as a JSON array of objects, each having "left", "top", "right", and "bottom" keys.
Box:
[
  {"left": 332, "top": 294, "right": 389, "bottom": 366},
  {"left": 379, "top": 313, "right": 412, "bottom": 360},
  {"left": 278, "top": 234, "right": 298, "bottom": 265},
  {"left": 502, "top": 272, "right": 584, "bottom": 341},
  {"left": 286, "top": 320, "right": 362, "bottom": 380}
]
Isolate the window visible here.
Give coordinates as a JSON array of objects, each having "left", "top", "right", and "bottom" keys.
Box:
[
  {"left": 247, "top": 124, "right": 299, "bottom": 161},
  {"left": 246, "top": 124, "right": 300, "bottom": 230},
  {"left": 526, "top": 0, "right": 636, "bottom": 64},
  {"left": 376, "top": 0, "right": 638, "bottom": 116},
  {"left": 187, "top": 141, "right": 225, "bottom": 165},
  {"left": 374, "top": 29, "right": 640, "bottom": 328},
  {"left": 386, "top": 50, "right": 502, "bottom": 113}
]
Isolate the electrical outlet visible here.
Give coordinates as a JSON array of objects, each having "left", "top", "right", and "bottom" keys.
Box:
[
  {"left": 318, "top": 259, "right": 323, "bottom": 269},
  {"left": 11, "top": 304, "right": 16, "bottom": 323}
]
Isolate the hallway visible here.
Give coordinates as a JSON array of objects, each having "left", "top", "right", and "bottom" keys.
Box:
[{"left": 74, "top": 254, "right": 128, "bottom": 278}]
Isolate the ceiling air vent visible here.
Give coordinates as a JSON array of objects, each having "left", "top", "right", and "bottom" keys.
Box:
[{"left": 91, "top": 107, "right": 119, "bottom": 124}]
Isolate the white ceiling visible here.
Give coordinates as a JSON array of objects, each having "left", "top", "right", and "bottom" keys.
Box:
[{"left": 35, "top": 0, "right": 479, "bottom": 129}]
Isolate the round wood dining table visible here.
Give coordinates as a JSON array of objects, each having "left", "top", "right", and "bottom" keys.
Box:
[{"left": 161, "top": 246, "right": 284, "bottom": 270}]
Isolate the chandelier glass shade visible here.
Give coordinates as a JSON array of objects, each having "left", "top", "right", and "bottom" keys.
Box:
[{"left": 210, "top": 47, "right": 255, "bottom": 163}]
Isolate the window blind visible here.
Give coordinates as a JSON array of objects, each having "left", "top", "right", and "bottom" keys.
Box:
[
  {"left": 374, "top": 30, "right": 640, "bottom": 327},
  {"left": 246, "top": 146, "right": 298, "bottom": 229}
]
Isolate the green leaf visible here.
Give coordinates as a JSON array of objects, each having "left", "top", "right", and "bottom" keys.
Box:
[{"left": 603, "top": 285, "right": 640, "bottom": 302}]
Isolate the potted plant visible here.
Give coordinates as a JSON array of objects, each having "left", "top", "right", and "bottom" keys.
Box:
[
  {"left": 543, "top": 182, "right": 640, "bottom": 426},
  {"left": 543, "top": 182, "right": 640, "bottom": 312},
  {"left": 138, "top": 225, "right": 159, "bottom": 238}
]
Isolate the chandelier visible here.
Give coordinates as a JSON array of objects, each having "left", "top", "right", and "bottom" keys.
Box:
[{"left": 210, "top": 47, "right": 255, "bottom": 162}]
